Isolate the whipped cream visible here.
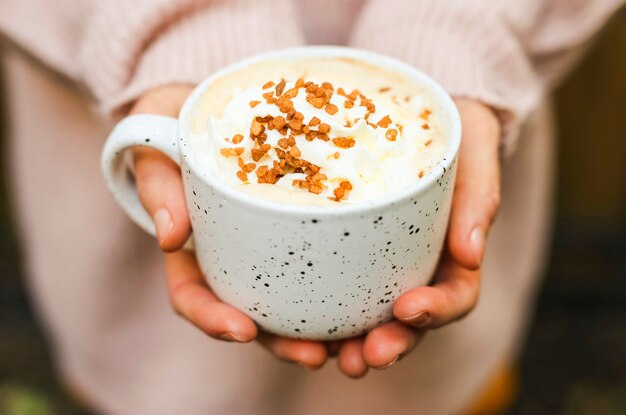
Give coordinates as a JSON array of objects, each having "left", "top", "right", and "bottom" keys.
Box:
[{"left": 188, "top": 58, "right": 447, "bottom": 205}]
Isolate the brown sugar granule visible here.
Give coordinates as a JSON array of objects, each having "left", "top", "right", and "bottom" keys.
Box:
[
  {"left": 361, "top": 99, "right": 375, "bottom": 114},
  {"left": 308, "top": 184, "right": 323, "bottom": 194},
  {"left": 289, "top": 146, "right": 301, "bottom": 158},
  {"left": 333, "top": 152, "right": 340, "bottom": 159},
  {"left": 250, "top": 119, "right": 264, "bottom": 136},
  {"left": 292, "top": 179, "right": 307, "bottom": 189},
  {"left": 283, "top": 87, "right": 299, "bottom": 99},
  {"left": 256, "top": 133, "right": 268, "bottom": 145},
  {"left": 332, "top": 137, "right": 355, "bottom": 149},
  {"left": 378, "top": 86, "right": 391, "bottom": 93},
  {"left": 318, "top": 123, "right": 331, "bottom": 134},
  {"left": 377, "top": 115, "right": 392, "bottom": 128},
  {"left": 422, "top": 123, "right": 430, "bottom": 130},
  {"left": 418, "top": 170, "right": 425, "bottom": 178},
  {"left": 236, "top": 171, "right": 248, "bottom": 182},
  {"left": 424, "top": 139, "right": 432, "bottom": 146},
  {"left": 262, "top": 92, "right": 275, "bottom": 103},
  {"left": 256, "top": 115, "right": 273, "bottom": 123},
  {"left": 321, "top": 82, "right": 334, "bottom": 91},
  {"left": 310, "top": 173, "right": 327, "bottom": 182},
  {"left": 331, "top": 180, "right": 353, "bottom": 202},
  {"left": 256, "top": 165, "right": 269, "bottom": 177},
  {"left": 249, "top": 100, "right": 261, "bottom": 108},
  {"left": 419, "top": 109, "right": 432, "bottom": 120},
  {"left": 307, "top": 96, "right": 326, "bottom": 109},
  {"left": 385, "top": 129, "right": 398, "bottom": 141},
  {"left": 276, "top": 96, "right": 294, "bottom": 113},
  {"left": 317, "top": 133, "right": 330, "bottom": 141},
  {"left": 347, "top": 89, "right": 360, "bottom": 101},
  {"left": 243, "top": 162, "right": 256, "bottom": 173},
  {"left": 275, "top": 79, "right": 286, "bottom": 96},
  {"left": 263, "top": 81, "right": 275, "bottom": 89},
  {"left": 271, "top": 116, "right": 287, "bottom": 130},
  {"left": 309, "top": 116, "right": 321, "bottom": 126},
  {"left": 344, "top": 100, "right": 354, "bottom": 109},
  {"left": 313, "top": 85, "right": 326, "bottom": 97},
  {"left": 274, "top": 147, "right": 286, "bottom": 159},
  {"left": 306, "top": 164, "right": 320, "bottom": 174},
  {"left": 325, "top": 103, "right": 339, "bottom": 115},
  {"left": 277, "top": 137, "right": 291, "bottom": 149},
  {"left": 251, "top": 143, "right": 271, "bottom": 162},
  {"left": 295, "top": 78, "right": 305, "bottom": 88},
  {"left": 220, "top": 147, "right": 244, "bottom": 157},
  {"left": 231, "top": 134, "right": 244, "bottom": 144},
  {"left": 289, "top": 118, "right": 303, "bottom": 131}
]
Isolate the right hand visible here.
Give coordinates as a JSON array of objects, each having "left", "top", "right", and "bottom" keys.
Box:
[{"left": 130, "top": 85, "right": 328, "bottom": 369}]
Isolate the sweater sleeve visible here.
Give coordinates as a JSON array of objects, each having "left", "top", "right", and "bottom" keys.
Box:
[
  {"left": 349, "top": 0, "right": 624, "bottom": 155},
  {"left": 79, "top": 0, "right": 305, "bottom": 117}
]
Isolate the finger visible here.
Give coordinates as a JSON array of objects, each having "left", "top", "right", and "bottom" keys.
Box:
[
  {"left": 394, "top": 254, "right": 480, "bottom": 329},
  {"left": 257, "top": 332, "right": 328, "bottom": 370},
  {"left": 448, "top": 99, "right": 501, "bottom": 270},
  {"left": 362, "top": 321, "right": 423, "bottom": 369},
  {"left": 134, "top": 147, "right": 191, "bottom": 251},
  {"left": 165, "top": 250, "right": 257, "bottom": 342},
  {"left": 337, "top": 337, "right": 368, "bottom": 378}
]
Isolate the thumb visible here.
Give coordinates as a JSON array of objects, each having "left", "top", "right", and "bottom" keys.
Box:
[
  {"left": 448, "top": 99, "right": 501, "bottom": 270},
  {"left": 134, "top": 147, "right": 191, "bottom": 251}
]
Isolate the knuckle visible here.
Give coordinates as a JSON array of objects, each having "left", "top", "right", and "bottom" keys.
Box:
[
  {"left": 168, "top": 282, "right": 187, "bottom": 317},
  {"left": 484, "top": 187, "right": 501, "bottom": 222},
  {"left": 458, "top": 279, "right": 480, "bottom": 320}
]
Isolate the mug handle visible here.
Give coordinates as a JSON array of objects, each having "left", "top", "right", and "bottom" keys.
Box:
[{"left": 101, "top": 114, "right": 180, "bottom": 238}]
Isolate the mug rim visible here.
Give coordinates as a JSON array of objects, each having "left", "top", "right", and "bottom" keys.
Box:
[{"left": 178, "top": 46, "right": 461, "bottom": 217}]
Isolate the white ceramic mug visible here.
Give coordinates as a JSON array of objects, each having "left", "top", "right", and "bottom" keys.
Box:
[{"left": 102, "top": 46, "right": 461, "bottom": 340}]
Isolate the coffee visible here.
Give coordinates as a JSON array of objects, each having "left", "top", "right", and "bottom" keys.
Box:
[
  {"left": 103, "top": 47, "right": 461, "bottom": 339},
  {"left": 188, "top": 58, "right": 447, "bottom": 206}
]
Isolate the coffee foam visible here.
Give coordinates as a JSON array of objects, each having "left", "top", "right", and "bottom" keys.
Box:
[{"left": 188, "top": 58, "right": 448, "bottom": 206}]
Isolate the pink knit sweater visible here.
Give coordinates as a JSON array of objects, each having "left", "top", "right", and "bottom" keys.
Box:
[{"left": 1, "top": 0, "right": 623, "bottom": 152}]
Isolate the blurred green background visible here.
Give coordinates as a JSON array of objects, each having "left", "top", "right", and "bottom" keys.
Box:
[{"left": 1, "top": 10, "right": 625, "bottom": 415}]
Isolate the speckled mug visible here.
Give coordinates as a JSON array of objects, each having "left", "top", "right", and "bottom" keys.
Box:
[{"left": 101, "top": 46, "right": 461, "bottom": 340}]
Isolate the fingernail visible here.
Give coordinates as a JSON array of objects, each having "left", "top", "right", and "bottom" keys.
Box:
[
  {"left": 154, "top": 208, "right": 174, "bottom": 244},
  {"left": 470, "top": 226, "right": 486, "bottom": 266},
  {"left": 373, "top": 354, "right": 399, "bottom": 370},
  {"left": 401, "top": 310, "right": 430, "bottom": 328},
  {"left": 219, "top": 331, "right": 245, "bottom": 342}
]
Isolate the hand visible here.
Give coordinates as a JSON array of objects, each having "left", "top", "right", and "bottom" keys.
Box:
[
  {"left": 331, "top": 98, "right": 502, "bottom": 377},
  {"left": 131, "top": 85, "right": 328, "bottom": 369}
]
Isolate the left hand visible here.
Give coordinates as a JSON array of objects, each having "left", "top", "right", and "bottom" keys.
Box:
[{"left": 333, "top": 98, "right": 502, "bottom": 377}]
